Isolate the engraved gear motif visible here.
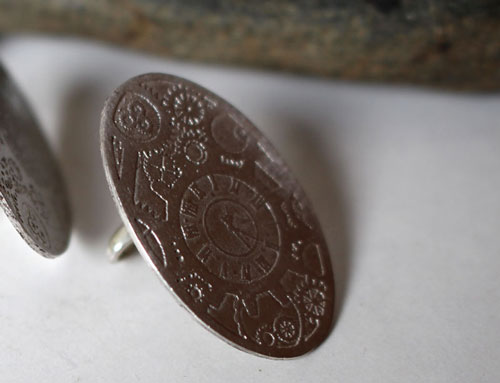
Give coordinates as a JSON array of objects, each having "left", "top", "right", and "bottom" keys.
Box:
[
  {"left": 180, "top": 174, "right": 281, "bottom": 284},
  {"left": 173, "top": 128, "right": 208, "bottom": 166},
  {"left": 177, "top": 272, "right": 213, "bottom": 304},
  {"left": 274, "top": 315, "right": 300, "bottom": 344},
  {"left": 280, "top": 191, "right": 315, "bottom": 230},
  {"left": 162, "top": 83, "right": 206, "bottom": 127},
  {"left": 293, "top": 275, "right": 328, "bottom": 318},
  {"left": 255, "top": 324, "right": 276, "bottom": 347}
]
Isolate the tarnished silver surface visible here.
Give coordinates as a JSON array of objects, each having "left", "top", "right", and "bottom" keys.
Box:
[
  {"left": 0, "top": 65, "right": 70, "bottom": 257},
  {"left": 100, "top": 73, "right": 334, "bottom": 358}
]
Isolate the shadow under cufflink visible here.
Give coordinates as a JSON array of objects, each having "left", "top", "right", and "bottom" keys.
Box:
[{"left": 57, "top": 80, "right": 120, "bottom": 247}]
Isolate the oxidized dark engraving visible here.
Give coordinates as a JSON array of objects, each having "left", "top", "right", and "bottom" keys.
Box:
[
  {"left": 101, "top": 73, "right": 334, "bottom": 358},
  {"left": 163, "top": 83, "right": 207, "bottom": 127},
  {"left": 177, "top": 271, "right": 213, "bottom": 304},
  {"left": 114, "top": 92, "right": 161, "bottom": 143},
  {"left": 180, "top": 174, "right": 280, "bottom": 284},
  {"left": 0, "top": 66, "right": 70, "bottom": 257},
  {"left": 211, "top": 113, "right": 249, "bottom": 154},
  {"left": 173, "top": 128, "right": 208, "bottom": 165}
]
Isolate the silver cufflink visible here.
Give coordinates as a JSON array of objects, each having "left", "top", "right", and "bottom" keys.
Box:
[
  {"left": 100, "top": 73, "right": 335, "bottom": 358},
  {"left": 0, "top": 64, "right": 71, "bottom": 257}
]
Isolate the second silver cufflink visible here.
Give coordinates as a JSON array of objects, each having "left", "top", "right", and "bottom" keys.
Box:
[{"left": 0, "top": 64, "right": 71, "bottom": 257}]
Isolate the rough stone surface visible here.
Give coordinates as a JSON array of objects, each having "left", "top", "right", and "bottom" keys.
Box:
[{"left": 0, "top": 0, "right": 498, "bottom": 90}]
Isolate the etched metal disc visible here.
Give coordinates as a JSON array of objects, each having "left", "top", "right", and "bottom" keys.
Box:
[
  {"left": 100, "top": 73, "right": 334, "bottom": 358},
  {"left": 0, "top": 66, "right": 70, "bottom": 256}
]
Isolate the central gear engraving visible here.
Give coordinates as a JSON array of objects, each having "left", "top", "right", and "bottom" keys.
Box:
[
  {"left": 205, "top": 199, "right": 258, "bottom": 257},
  {"left": 180, "top": 174, "right": 281, "bottom": 284}
]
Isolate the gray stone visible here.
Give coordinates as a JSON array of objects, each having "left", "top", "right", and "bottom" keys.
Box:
[{"left": 0, "top": 0, "right": 498, "bottom": 90}]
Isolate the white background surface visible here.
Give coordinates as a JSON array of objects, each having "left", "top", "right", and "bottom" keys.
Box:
[{"left": 0, "top": 36, "right": 499, "bottom": 382}]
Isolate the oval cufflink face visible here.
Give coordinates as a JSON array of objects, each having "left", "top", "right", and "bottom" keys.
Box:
[
  {"left": 100, "top": 73, "right": 334, "bottom": 358},
  {"left": 0, "top": 66, "right": 70, "bottom": 256}
]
